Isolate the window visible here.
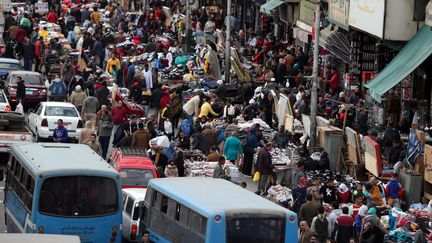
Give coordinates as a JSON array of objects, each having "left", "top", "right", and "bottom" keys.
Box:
[
  {"left": 125, "top": 197, "right": 134, "bottom": 216},
  {"left": 144, "top": 188, "right": 152, "bottom": 204},
  {"left": 179, "top": 205, "right": 190, "bottom": 225},
  {"left": 0, "top": 62, "right": 22, "bottom": 70},
  {"left": 161, "top": 195, "right": 168, "bottom": 214},
  {"left": 14, "top": 162, "right": 21, "bottom": 177},
  {"left": 39, "top": 176, "right": 118, "bottom": 217},
  {"left": 190, "top": 211, "right": 205, "bottom": 235},
  {"left": 167, "top": 199, "right": 177, "bottom": 219},
  {"left": 132, "top": 203, "right": 141, "bottom": 220},
  {"left": 44, "top": 107, "right": 78, "bottom": 117},
  {"left": 25, "top": 175, "right": 35, "bottom": 195},
  {"left": 11, "top": 74, "right": 43, "bottom": 85},
  {"left": 119, "top": 169, "right": 154, "bottom": 187},
  {"left": 226, "top": 217, "right": 285, "bottom": 243},
  {"left": 152, "top": 191, "right": 161, "bottom": 208}
]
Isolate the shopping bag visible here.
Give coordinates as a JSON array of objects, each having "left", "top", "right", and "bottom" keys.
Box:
[
  {"left": 253, "top": 171, "right": 260, "bottom": 182},
  {"left": 15, "top": 101, "right": 24, "bottom": 115}
]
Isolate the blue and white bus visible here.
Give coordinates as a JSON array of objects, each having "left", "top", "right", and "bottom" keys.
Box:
[
  {"left": 139, "top": 177, "right": 297, "bottom": 243},
  {"left": 5, "top": 143, "right": 122, "bottom": 243}
]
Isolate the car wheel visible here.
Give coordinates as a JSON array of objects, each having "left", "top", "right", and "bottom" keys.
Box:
[{"left": 0, "top": 119, "right": 9, "bottom": 126}]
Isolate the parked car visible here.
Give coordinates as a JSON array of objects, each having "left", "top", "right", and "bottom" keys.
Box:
[
  {"left": 109, "top": 147, "right": 158, "bottom": 188},
  {"left": 0, "top": 90, "right": 11, "bottom": 112},
  {"left": 121, "top": 188, "right": 147, "bottom": 242},
  {"left": 4, "top": 71, "right": 47, "bottom": 108},
  {"left": 27, "top": 102, "right": 83, "bottom": 142},
  {"left": 0, "top": 58, "right": 23, "bottom": 79}
]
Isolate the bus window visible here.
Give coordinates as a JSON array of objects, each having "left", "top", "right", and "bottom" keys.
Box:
[
  {"left": 179, "top": 205, "right": 190, "bottom": 225},
  {"left": 25, "top": 174, "right": 35, "bottom": 195},
  {"left": 39, "top": 176, "right": 118, "bottom": 217},
  {"left": 125, "top": 197, "right": 134, "bottom": 216},
  {"left": 226, "top": 217, "right": 285, "bottom": 243},
  {"left": 189, "top": 211, "right": 207, "bottom": 236},
  {"left": 14, "top": 162, "right": 21, "bottom": 178},
  {"left": 167, "top": 199, "right": 177, "bottom": 219},
  {"left": 161, "top": 195, "right": 168, "bottom": 214}
]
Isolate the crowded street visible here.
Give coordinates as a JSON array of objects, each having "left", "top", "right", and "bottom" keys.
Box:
[{"left": 0, "top": 0, "right": 432, "bottom": 243}]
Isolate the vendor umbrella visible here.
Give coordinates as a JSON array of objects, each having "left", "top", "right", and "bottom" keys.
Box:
[{"left": 149, "top": 136, "right": 170, "bottom": 149}]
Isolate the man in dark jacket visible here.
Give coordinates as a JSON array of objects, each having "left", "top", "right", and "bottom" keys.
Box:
[
  {"left": 22, "top": 36, "right": 35, "bottom": 71},
  {"left": 256, "top": 143, "right": 273, "bottom": 194},
  {"left": 96, "top": 81, "right": 111, "bottom": 108},
  {"left": 16, "top": 76, "right": 26, "bottom": 104}
]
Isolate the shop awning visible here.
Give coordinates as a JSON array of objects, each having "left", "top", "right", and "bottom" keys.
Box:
[
  {"left": 365, "top": 25, "right": 432, "bottom": 103},
  {"left": 261, "top": 0, "right": 286, "bottom": 15}
]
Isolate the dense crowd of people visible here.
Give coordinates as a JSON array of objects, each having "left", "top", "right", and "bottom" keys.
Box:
[{"left": 1, "top": 0, "right": 431, "bottom": 243}]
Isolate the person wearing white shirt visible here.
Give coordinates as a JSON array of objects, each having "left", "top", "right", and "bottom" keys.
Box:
[
  {"left": 164, "top": 119, "right": 173, "bottom": 140},
  {"left": 143, "top": 63, "right": 153, "bottom": 89},
  {"left": 222, "top": 101, "right": 235, "bottom": 118},
  {"left": 166, "top": 49, "right": 173, "bottom": 67}
]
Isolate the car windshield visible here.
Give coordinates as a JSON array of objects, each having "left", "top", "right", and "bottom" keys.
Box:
[
  {"left": 45, "top": 106, "right": 78, "bottom": 117},
  {"left": 39, "top": 176, "right": 118, "bottom": 217},
  {"left": 11, "top": 75, "right": 43, "bottom": 85},
  {"left": 120, "top": 169, "right": 154, "bottom": 187},
  {"left": 0, "top": 63, "right": 21, "bottom": 70}
]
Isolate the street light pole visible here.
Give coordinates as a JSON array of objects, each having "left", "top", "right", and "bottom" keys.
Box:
[
  {"left": 225, "top": 0, "right": 232, "bottom": 84},
  {"left": 309, "top": 5, "right": 320, "bottom": 152}
]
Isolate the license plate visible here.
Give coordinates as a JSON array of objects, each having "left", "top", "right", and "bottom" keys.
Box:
[{"left": 25, "top": 88, "right": 33, "bottom": 95}]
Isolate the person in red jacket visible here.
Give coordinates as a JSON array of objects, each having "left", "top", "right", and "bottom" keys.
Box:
[
  {"left": 46, "top": 8, "right": 58, "bottom": 23},
  {"left": 111, "top": 102, "right": 128, "bottom": 138},
  {"left": 159, "top": 86, "right": 171, "bottom": 109},
  {"left": 337, "top": 183, "right": 351, "bottom": 203}
]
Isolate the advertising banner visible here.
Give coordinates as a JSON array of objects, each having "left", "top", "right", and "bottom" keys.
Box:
[{"left": 348, "top": 0, "right": 385, "bottom": 38}]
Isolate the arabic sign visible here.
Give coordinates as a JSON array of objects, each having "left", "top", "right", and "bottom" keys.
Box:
[
  {"left": 299, "top": 0, "right": 318, "bottom": 26},
  {"left": 349, "top": 0, "right": 385, "bottom": 38},
  {"left": 329, "top": 0, "right": 349, "bottom": 30}
]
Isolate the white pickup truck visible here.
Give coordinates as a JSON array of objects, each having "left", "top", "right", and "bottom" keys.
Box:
[{"left": 0, "top": 111, "right": 33, "bottom": 180}]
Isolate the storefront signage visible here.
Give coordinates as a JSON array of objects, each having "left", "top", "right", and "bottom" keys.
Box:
[
  {"left": 299, "top": 0, "right": 318, "bottom": 26},
  {"left": 329, "top": 0, "right": 349, "bottom": 30},
  {"left": 364, "top": 136, "right": 381, "bottom": 177},
  {"left": 348, "top": 0, "right": 385, "bottom": 38},
  {"left": 35, "top": 2, "right": 48, "bottom": 15}
]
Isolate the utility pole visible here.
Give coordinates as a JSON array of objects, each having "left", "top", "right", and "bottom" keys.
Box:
[
  {"left": 185, "top": 0, "right": 191, "bottom": 52},
  {"left": 309, "top": 5, "right": 320, "bottom": 152},
  {"left": 225, "top": 0, "right": 232, "bottom": 84}
]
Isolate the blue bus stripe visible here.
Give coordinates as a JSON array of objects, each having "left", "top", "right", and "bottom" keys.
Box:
[{"left": 5, "top": 191, "right": 27, "bottom": 229}]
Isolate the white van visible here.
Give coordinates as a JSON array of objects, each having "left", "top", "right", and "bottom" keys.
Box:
[{"left": 122, "top": 188, "right": 147, "bottom": 242}]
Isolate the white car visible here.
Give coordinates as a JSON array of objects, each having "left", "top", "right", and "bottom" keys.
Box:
[
  {"left": 27, "top": 102, "right": 83, "bottom": 142},
  {"left": 122, "top": 188, "right": 147, "bottom": 242},
  {"left": 0, "top": 90, "right": 11, "bottom": 112}
]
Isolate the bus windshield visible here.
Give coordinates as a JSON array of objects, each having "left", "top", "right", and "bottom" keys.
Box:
[
  {"left": 226, "top": 217, "right": 285, "bottom": 243},
  {"left": 120, "top": 169, "right": 154, "bottom": 187},
  {"left": 39, "top": 176, "right": 118, "bottom": 217}
]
